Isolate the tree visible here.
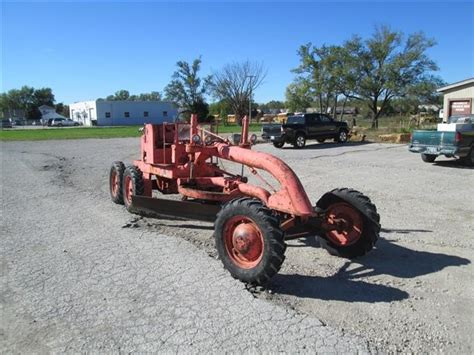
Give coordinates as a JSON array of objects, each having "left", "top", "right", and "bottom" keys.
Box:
[
  {"left": 139, "top": 91, "right": 161, "bottom": 101},
  {"left": 55, "top": 103, "right": 70, "bottom": 118},
  {"left": 103, "top": 90, "right": 162, "bottom": 101},
  {"left": 113, "top": 90, "right": 130, "bottom": 100},
  {"left": 0, "top": 86, "right": 55, "bottom": 120},
  {"left": 345, "top": 26, "right": 439, "bottom": 128},
  {"left": 209, "top": 99, "right": 232, "bottom": 122},
  {"left": 285, "top": 80, "right": 312, "bottom": 112},
  {"left": 210, "top": 60, "right": 266, "bottom": 125},
  {"left": 164, "top": 57, "right": 211, "bottom": 122}
]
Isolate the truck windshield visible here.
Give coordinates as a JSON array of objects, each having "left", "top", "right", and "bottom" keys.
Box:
[{"left": 287, "top": 116, "right": 305, "bottom": 124}]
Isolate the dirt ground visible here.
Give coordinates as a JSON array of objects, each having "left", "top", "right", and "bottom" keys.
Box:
[{"left": 2, "top": 138, "right": 473, "bottom": 353}]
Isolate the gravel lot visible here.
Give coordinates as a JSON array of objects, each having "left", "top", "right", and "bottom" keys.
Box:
[{"left": 1, "top": 138, "right": 473, "bottom": 353}]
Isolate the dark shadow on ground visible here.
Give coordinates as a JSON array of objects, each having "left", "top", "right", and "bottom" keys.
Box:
[
  {"left": 271, "top": 272, "right": 409, "bottom": 303},
  {"left": 276, "top": 235, "right": 470, "bottom": 303},
  {"left": 381, "top": 228, "right": 433, "bottom": 234},
  {"left": 280, "top": 141, "right": 372, "bottom": 150},
  {"left": 433, "top": 160, "right": 473, "bottom": 170},
  {"left": 164, "top": 223, "right": 214, "bottom": 230}
]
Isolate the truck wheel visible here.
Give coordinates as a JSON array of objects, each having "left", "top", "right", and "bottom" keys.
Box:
[
  {"left": 421, "top": 154, "right": 436, "bottom": 163},
  {"left": 215, "top": 198, "right": 286, "bottom": 285},
  {"left": 317, "top": 188, "right": 380, "bottom": 259},
  {"left": 462, "top": 148, "right": 474, "bottom": 167},
  {"left": 122, "top": 166, "right": 145, "bottom": 212},
  {"left": 336, "top": 130, "right": 348, "bottom": 143},
  {"left": 273, "top": 141, "right": 284, "bottom": 148},
  {"left": 109, "top": 161, "right": 125, "bottom": 204},
  {"left": 293, "top": 133, "right": 306, "bottom": 149}
]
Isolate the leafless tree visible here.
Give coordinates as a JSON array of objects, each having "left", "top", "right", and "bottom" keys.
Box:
[{"left": 210, "top": 61, "right": 266, "bottom": 125}]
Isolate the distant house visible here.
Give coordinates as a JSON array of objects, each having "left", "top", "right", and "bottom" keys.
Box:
[
  {"left": 68, "top": 100, "right": 178, "bottom": 126},
  {"left": 327, "top": 106, "right": 358, "bottom": 115},
  {"left": 437, "top": 78, "right": 474, "bottom": 122},
  {"left": 39, "top": 105, "right": 68, "bottom": 124}
]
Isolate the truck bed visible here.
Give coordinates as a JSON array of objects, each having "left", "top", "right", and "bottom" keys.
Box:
[{"left": 409, "top": 129, "right": 473, "bottom": 160}]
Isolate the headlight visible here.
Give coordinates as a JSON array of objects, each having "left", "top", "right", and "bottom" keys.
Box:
[
  {"left": 192, "top": 134, "right": 201, "bottom": 144},
  {"left": 250, "top": 133, "right": 257, "bottom": 144}
]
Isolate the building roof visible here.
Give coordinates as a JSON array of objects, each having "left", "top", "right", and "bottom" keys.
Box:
[
  {"left": 437, "top": 78, "right": 474, "bottom": 92},
  {"left": 39, "top": 105, "right": 67, "bottom": 120}
]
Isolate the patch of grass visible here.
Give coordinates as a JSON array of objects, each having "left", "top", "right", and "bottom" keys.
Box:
[
  {"left": 214, "top": 123, "right": 261, "bottom": 134},
  {"left": 0, "top": 126, "right": 143, "bottom": 141},
  {"left": 0, "top": 124, "right": 261, "bottom": 141}
]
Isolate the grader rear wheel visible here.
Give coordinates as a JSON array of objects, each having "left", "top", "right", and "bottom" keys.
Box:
[
  {"left": 317, "top": 188, "right": 380, "bottom": 259},
  {"left": 122, "top": 166, "right": 145, "bottom": 212},
  {"left": 215, "top": 198, "right": 286, "bottom": 285},
  {"left": 109, "top": 161, "right": 125, "bottom": 204}
]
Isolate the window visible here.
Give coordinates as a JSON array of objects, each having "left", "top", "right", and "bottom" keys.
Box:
[
  {"left": 287, "top": 115, "right": 304, "bottom": 124},
  {"left": 105, "top": 112, "right": 111, "bottom": 118},
  {"left": 163, "top": 111, "right": 168, "bottom": 117},
  {"left": 144, "top": 111, "right": 149, "bottom": 117},
  {"left": 319, "top": 114, "right": 332, "bottom": 122},
  {"left": 124, "top": 112, "right": 130, "bottom": 118}
]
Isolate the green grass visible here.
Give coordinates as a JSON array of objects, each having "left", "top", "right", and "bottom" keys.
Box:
[
  {"left": 0, "top": 124, "right": 261, "bottom": 141},
  {"left": 214, "top": 123, "right": 261, "bottom": 134},
  {"left": 0, "top": 126, "right": 143, "bottom": 141}
]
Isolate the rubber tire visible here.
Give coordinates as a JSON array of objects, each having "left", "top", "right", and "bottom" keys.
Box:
[
  {"left": 273, "top": 141, "right": 284, "bottom": 148},
  {"left": 317, "top": 188, "right": 380, "bottom": 259},
  {"left": 461, "top": 148, "right": 474, "bottom": 167},
  {"left": 122, "top": 165, "right": 145, "bottom": 212},
  {"left": 214, "top": 198, "right": 286, "bottom": 285},
  {"left": 109, "top": 161, "right": 125, "bottom": 204},
  {"left": 336, "top": 129, "right": 348, "bottom": 143},
  {"left": 317, "top": 138, "right": 325, "bottom": 143},
  {"left": 293, "top": 133, "right": 306, "bottom": 149},
  {"left": 421, "top": 154, "right": 436, "bottom": 163}
]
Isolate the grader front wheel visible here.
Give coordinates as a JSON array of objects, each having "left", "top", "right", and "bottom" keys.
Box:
[
  {"left": 215, "top": 198, "right": 286, "bottom": 285},
  {"left": 317, "top": 188, "right": 380, "bottom": 259}
]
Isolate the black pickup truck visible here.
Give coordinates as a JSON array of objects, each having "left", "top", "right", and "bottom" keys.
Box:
[{"left": 262, "top": 113, "right": 350, "bottom": 148}]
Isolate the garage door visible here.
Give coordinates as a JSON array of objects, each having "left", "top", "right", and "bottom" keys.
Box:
[{"left": 449, "top": 100, "right": 471, "bottom": 116}]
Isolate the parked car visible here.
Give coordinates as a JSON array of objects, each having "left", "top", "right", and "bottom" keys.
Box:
[
  {"left": 262, "top": 113, "right": 350, "bottom": 148},
  {"left": 1, "top": 119, "right": 13, "bottom": 129},
  {"left": 408, "top": 114, "right": 474, "bottom": 165},
  {"left": 50, "top": 118, "right": 80, "bottom": 127}
]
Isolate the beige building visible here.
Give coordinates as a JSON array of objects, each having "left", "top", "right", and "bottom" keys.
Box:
[{"left": 437, "top": 78, "right": 474, "bottom": 122}]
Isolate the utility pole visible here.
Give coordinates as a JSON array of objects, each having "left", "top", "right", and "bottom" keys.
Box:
[{"left": 246, "top": 75, "right": 255, "bottom": 123}]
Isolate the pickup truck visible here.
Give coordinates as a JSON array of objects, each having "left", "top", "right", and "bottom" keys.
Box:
[
  {"left": 261, "top": 113, "right": 350, "bottom": 148},
  {"left": 408, "top": 115, "right": 474, "bottom": 165}
]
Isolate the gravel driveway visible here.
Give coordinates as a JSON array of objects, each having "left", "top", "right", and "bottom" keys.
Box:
[{"left": 1, "top": 138, "right": 472, "bottom": 353}]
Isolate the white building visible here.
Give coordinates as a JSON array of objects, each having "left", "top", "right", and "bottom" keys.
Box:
[{"left": 69, "top": 100, "right": 178, "bottom": 126}]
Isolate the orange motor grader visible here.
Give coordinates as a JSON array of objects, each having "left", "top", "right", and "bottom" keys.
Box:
[{"left": 109, "top": 114, "right": 380, "bottom": 285}]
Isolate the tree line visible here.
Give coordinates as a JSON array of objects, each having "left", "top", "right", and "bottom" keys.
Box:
[
  {"left": 0, "top": 86, "right": 69, "bottom": 120},
  {"left": 286, "top": 26, "right": 444, "bottom": 128},
  {"left": 1, "top": 25, "right": 442, "bottom": 128}
]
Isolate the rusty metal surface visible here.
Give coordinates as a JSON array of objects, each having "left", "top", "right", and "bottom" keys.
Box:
[{"left": 214, "top": 143, "right": 314, "bottom": 216}]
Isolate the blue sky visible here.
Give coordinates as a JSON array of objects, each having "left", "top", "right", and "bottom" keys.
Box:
[{"left": 2, "top": 1, "right": 473, "bottom": 104}]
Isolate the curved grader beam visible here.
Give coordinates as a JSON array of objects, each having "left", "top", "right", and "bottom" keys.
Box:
[{"left": 214, "top": 143, "right": 314, "bottom": 217}]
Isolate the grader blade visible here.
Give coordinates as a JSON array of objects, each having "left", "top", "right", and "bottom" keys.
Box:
[{"left": 131, "top": 195, "right": 221, "bottom": 222}]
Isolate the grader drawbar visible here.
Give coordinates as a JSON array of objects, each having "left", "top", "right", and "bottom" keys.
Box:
[{"left": 109, "top": 114, "right": 380, "bottom": 285}]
